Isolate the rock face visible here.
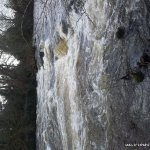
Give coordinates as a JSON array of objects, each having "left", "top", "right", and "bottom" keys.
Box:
[
  {"left": 34, "top": 0, "right": 150, "bottom": 149},
  {"left": 103, "top": 1, "right": 150, "bottom": 149}
]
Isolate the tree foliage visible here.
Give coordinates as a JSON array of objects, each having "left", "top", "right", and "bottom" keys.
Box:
[{"left": 0, "top": 0, "right": 36, "bottom": 150}]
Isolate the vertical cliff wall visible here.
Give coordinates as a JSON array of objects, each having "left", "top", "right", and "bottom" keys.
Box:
[{"left": 34, "top": 0, "right": 150, "bottom": 149}]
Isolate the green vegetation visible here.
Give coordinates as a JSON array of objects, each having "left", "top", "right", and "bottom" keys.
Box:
[
  {"left": 120, "top": 70, "right": 145, "bottom": 83},
  {"left": 131, "top": 71, "right": 145, "bottom": 83},
  {"left": 120, "top": 51, "right": 150, "bottom": 83},
  {"left": 0, "top": 0, "right": 36, "bottom": 150}
]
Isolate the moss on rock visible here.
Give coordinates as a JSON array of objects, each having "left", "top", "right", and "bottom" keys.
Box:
[{"left": 131, "top": 71, "right": 145, "bottom": 83}]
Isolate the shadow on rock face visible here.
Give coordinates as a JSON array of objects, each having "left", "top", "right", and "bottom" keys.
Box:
[
  {"left": 61, "top": 20, "right": 69, "bottom": 35},
  {"left": 116, "top": 27, "right": 125, "bottom": 39},
  {"left": 40, "top": 51, "right": 44, "bottom": 66}
]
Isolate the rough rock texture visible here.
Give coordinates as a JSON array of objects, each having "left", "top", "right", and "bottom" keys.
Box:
[
  {"left": 103, "top": 1, "right": 150, "bottom": 149},
  {"left": 34, "top": 0, "right": 150, "bottom": 149}
]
